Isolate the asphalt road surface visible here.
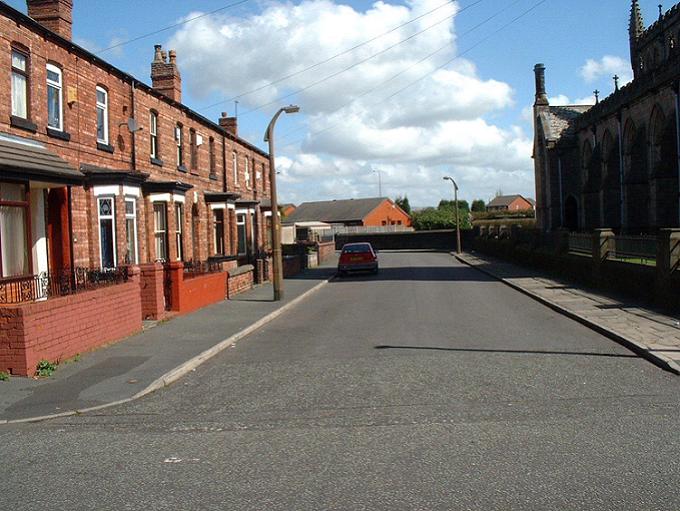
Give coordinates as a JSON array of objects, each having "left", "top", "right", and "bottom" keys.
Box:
[{"left": 2, "top": 252, "right": 680, "bottom": 510}]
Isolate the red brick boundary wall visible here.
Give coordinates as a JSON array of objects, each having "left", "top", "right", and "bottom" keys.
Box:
[
  {"left": 165, "top": 262, "right": 226, "bottom": 315},
  {"left": 0, "top": 268, "right": 142, "bottom": 376},
  {"left": 227, "top": 265, "right": 254, "bottom": 298},
  {"left": 316, "top": 241, "right": 335, "bottom": 263},
  {"left": 139, "top": 262, "right": 166, "bottom": 320}
]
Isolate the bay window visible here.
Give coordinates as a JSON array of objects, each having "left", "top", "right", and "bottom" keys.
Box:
[
  {"left": 125, "top": 198, "right": 138, "bottom": 264},
  {"left": 98, "top": 197, "right": 116, "bottom": 268},
  {"left": 0, "top": 182, "right": 30, "bottom": 277},
  {"left": 153, "top": 203, "right": 168, "bottom": 262},
  {"left": 47, "top": 64, "right": 63, "bottom": 131},
  {"left": 175, "top": 203, "right": 184, "bottom": 261},
  {"left": 11, "top": 49, "right": 29, "bottom": 119},
  {"left": 213, "top": 209, "right": 225, "bottom": 255},
  {"left": 237, "top": 213, "right": 246, "bottom": 255}
]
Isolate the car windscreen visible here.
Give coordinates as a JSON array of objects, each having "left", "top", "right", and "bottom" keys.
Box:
[{"left": 342, "top": 244, "right": 372, "bottom": 254}]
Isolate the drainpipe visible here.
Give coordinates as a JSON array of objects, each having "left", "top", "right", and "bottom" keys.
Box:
[
  {"left": 675, "top": 81, "right": 680, "bottom": 226},
  {"left": 130, "top": 80, "right": 137, "bottom": 172},
  {"left": 617, "top": 111, "right": 625, "bottom": 231},
  {"left": 558, "top": 153, "right": 564, "bottom": 227}
]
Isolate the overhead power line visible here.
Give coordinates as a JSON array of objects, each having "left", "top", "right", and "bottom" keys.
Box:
[
  {"left": 97, "top": 0, "right": 251, "bottom": 54},
  {"left": 278, "top": 0, "right": 549, "bottom": 149},
  {"left": 200, "top": 0, "right": 470, "bottom": 111},
  {"left": 237, "top": 0, "right": 484, "bottom": 117}
]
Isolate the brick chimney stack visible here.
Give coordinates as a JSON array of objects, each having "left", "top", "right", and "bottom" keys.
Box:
[
  {"left": 151, "top": 45, "right": 182, "bottom": 103},
  {"left": 27, "top": 0, "right": 73, "bottom": 40},
  {"left": 219, "top": 112, "right": 238, "bottom": 137}
]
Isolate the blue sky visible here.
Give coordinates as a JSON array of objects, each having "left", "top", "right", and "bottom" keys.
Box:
[{"left": 5, "top": 0, "right": 658, "bottom": 205}]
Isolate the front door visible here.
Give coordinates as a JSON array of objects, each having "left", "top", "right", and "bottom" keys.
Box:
[{"left": 47, "top": 187, "right": 71, "bottom": 272}]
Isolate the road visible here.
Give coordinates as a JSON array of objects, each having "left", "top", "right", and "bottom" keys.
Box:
[{"left": 2, "top": 252, "right": 680, "bottom": 510}]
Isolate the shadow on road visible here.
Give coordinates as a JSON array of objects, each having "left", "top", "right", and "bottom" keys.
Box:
[
  {"left": 331, "top": 266, "right": 495, "bottom": 282},
  {"left": 374, "top": 345, "right": 637, "bottom": 358}
]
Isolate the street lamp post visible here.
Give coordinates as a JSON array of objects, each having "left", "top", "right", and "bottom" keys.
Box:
[
  {"left": 373, "top": 168, "right": 383, "bottom": 197},
  {"left": 443, "top": 176, "right": 462, "bottom": 254},
  {"left": 264, "top": 105, "right": 300, "bottom": 301}
]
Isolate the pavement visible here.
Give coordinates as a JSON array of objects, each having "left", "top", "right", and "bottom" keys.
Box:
[
  {"left": 456, "top": 250, "right": 680, "bottom": 375},
  {"left": 3, "top": 251, "right": 680, "bottom": 511},
  {"left": 0, "top": 260, "right": 337, "bottom": 423}
]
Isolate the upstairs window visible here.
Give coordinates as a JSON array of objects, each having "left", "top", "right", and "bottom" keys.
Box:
[
  {"left": 232, "top": 152, "right": 238, "bottom": 185},
  {"left": 149, "top": 111, "right": 159, "bottom": 159},
  {"left": 46, "top": 64, "right": 63, "bottom": 131},
  {"left": 96, "top": 86, "right": 109, "bottom": 144},
  {"left": 176, "top": 124, "right": 184, "bottom": 167},
  {"left": 190, "top": 128, "right": 197, "bottom": 170},
  {"left": 244, "top": 158, "right": 250, "bottom": 189},
  {"left": 209, "top": 137, "right": 216, "bottom": 176},
  {"left": 11, "top": 50, "right": 29, "bottom": 119}
]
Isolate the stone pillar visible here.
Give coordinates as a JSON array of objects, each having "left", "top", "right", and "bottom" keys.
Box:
[
  {"left": 592, "top": 228, "right": 614, "bottom": 284},
  {"left": 138, "top": 262, "right": 166, "bottom": 320},
  {"left": 166, "top": 261, "right": 184, "bottom": 312},
  {"left": 655, "top": 228, "right": 680, "bottom": 307}
]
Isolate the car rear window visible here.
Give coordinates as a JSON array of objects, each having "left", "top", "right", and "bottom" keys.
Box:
[{"left": 342, "top": 244, "right": 372, "bottom": 254}]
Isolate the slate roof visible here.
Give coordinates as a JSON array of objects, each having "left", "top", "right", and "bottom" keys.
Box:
[
  {"left": 0, "top": 133, "right": 83, "bottom": 184},
  {"left": 284, "top": 197, "right": 388, "bottom": 223},
  {"left": 487, "top": 194, "right": 532, "bottom": 208},
  {"left": 540, "top": 105, "right": 592, "bottom": 141}
]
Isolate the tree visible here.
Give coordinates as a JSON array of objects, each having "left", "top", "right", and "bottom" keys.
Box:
[
  {"left": 471, "top": 199, "right": 486, "bottom": 212},
  {"left": 438, "top": 199, "right": 469, "bottom": 212},
  {"left": 395, "top": 195, "right": 411, "bottom": 215}
]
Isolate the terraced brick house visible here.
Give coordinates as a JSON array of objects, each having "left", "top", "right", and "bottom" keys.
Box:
[{"left": 0, "top": 0, "right": 275, "bottom": 375}]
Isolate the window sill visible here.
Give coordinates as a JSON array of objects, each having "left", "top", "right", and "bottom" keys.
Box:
[
  {"left": 150, "top": 157, "right": 164, "bottom": 167},
  {"left": 209, "top": 173, "right": 218, "bottom": 181},
  {"left": 177, "top": 165, "right": 188, "bottom": 173},
  {"left": 47, "top": 127, "right": 71, "bottom": 141},
  {"left": 97, "top": 142, "right": 115, "bottom": 154},
  {"left": 10, "top": 116, "right": 37, "bottom": 133}
]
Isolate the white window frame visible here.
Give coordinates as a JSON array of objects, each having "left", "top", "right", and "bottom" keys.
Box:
[
  {"left": 213, "top": 208, "right": 225, "bottom": 256},
  {"left": 11, "top": 49, "right": 29, "bottom": 119},
  {"left": 236, "top": 213, "right": 246, "bottom": 255},
  {"left": 150, "top": 111, "right": 158, "bottom": 159},
  {"left": 97, "top": 196, "right": 117, "bottom": 269},
  {"left": 176, "top": 125, "right": 183, "bottom": 166},
  {"left": 125, "top": 197, "right": 138, "bottom": 264},
  {"left": 233, "top": 151, "right": 238, "bottom": 185},
  {"left": 244, "top": 158, "right": 250, "bottom": 189},
  {"left": 46, "top": 64, "right": 63, "bottom": 131},
  {"left": 153, "top": 202, "right": 168, "bottom": 262},
  {"left": 175, "top": 202, "right": 184, "bottom": 261},
  {"left": 96, "top": 86, "right": 109, "bottom": 144}
]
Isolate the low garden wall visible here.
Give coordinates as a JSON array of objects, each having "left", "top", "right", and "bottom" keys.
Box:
[
  {"left": 283, "top": 255, "right": 303, "bottom": 277},
  {"left": 165, "top": 262, "right": 227, "bottom": 315},
  {"left": 316, "top": 241, "right": 335, "bottom": 262},
  {"left": 0, "top": 268, "right": 142, "bottom": 376},
  {"left": 227, "top": 265, "right": 254, "bottom": 298},
  {"left": 139, "top": 262, "right": 166, "bottom": 320}
]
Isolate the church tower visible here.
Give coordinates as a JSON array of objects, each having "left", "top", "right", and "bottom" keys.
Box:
[{"left": 629, "top": 0, "right": 645, "bottom": 78}]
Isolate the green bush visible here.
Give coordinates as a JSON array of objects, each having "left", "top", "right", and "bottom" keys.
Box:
[
  {"left": 472, "top": 210, "right": 535, "bottom": 220},
  {"left": 412, "top": 207, "right": 471, "bottom": 231},
  {"left": 0, "top": 371, "right": 9, "bottom": 382}
]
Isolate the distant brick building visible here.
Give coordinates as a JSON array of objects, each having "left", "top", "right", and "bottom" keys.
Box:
[
  {"left": 0, "top": 0, "right": 275, "bottom": 374},
  {"left": 533, "top": 0, "right": 680, "bottom": 232},
  {"left": 486, "top": 195, "right": 535, "bottom": 212},
  {"left": 284, "top": 197, "right": 412, "bottom": 228}
]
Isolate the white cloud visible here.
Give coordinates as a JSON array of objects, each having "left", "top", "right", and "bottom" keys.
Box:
[
  {"left": 169, "top": 0, "right": 533, "bottom": 206},
  {"left": 580, "top": 55, "right": 633, "bottom": 85}
]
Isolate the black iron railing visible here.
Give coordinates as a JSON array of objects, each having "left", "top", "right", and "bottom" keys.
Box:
[
  {"left": 568, "top": 232, "right": 592, "bottom": 255},
  {"left": 612, "top": 235, "right": 657, "bottom": 264},
  {"left": 183, "top": 260, "right": 223, "bottom": 279},
  {"left": 0, "top": 266, "right": 129, "bottom": 305}
]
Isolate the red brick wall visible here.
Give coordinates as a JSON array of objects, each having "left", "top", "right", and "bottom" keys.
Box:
[
  {"left": 0, "top": 268, "right": 142, "bottom": 376},
  {"left": 508, "top": 197, "right": 534, "bottom": 211},
  {"left": 283, "top": 255, "right": 302, "bottom": 277},
  {"left": 227, "top": 269, "right": 254, "bottom": 298},
  {"left": 166, "top": 262, "right": 226, "bottom": 315},
  {"left": 139, "top": 262, "right": 165, "bottom": 320},
  {"left": 316, "top": 241, "right": 335, "bottom": 263},
  {"left": 363, "top": 200, "right": 412, "bottom": 227}
]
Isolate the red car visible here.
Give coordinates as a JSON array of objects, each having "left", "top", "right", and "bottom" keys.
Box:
[{"left": 338, "top": 243, "right": 379, "bottom": 276}]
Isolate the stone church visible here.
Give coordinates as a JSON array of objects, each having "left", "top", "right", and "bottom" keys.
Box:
[{"left": 533, "top": 0, "right": 680, "bottom": 233}]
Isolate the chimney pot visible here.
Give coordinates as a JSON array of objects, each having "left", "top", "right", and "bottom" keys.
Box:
[{"left": 151, "top": 45, "right": 182, "bottom": 102}]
